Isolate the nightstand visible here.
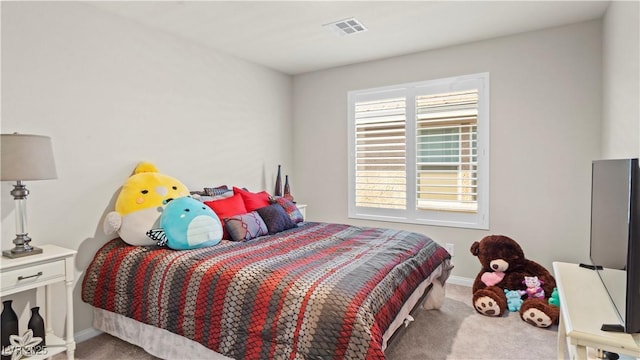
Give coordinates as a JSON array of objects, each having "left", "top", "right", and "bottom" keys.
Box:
[
  {"left": 296, "top": 204, "right": 307, "bottom": 219},
  {"left": 0, "top": 245, "right": 77, "bottom": 360}
]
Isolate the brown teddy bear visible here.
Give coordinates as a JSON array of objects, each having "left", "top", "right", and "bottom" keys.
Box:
[{"left": 470, "top": 235, "right": 560, "bottom": 328}]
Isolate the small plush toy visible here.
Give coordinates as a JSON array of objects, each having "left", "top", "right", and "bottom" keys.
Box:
[
  {"left": 146, "top": 196, "right": 223, "bottom": 250},
  {"left": 103, "top": 162, "right": 190, "bottom": 246},
  {"left": 470, "top": 235, "right": 560, "bottom": 328},
  {"left": 548, "top": 287, "right": 560, "bottom": 307},
  {"left": 523, "top": 276, "right": 545, "bottom": 299},
  {"left": 504, "top": 289, "right": 525, "bottom": 312}
]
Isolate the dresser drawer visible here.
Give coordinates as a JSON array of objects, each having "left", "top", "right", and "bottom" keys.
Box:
[{"left": 1, "top": 260, "right": 66, "bottom": 293}]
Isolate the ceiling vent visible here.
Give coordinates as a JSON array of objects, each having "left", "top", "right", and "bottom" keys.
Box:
[{"left": 323, "top": 17, "right": 368, "bottom": 37}]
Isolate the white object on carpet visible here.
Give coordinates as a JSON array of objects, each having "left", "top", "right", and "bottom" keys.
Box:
[{"left": 422, "top": 280, "right": 446, "bottom": 310}]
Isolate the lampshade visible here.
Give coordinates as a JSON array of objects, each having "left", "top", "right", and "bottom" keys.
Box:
[{"left": 1, "top": 133, "right": 57, "bottom": 181}]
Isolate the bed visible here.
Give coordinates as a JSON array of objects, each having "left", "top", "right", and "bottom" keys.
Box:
[{"left": 82, "top": 221, "right": 452, "bottom": 359}]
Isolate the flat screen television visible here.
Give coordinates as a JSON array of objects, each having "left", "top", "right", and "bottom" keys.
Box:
[{"left": 589, "top": 158, "right": 640, "bottom": 334}]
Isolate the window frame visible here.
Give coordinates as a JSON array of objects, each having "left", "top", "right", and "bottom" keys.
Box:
[{"left": 347, "top": 73, "right": 490, "bottom": 229}]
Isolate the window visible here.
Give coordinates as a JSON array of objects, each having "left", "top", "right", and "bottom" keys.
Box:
[{"left": 348, "top": 73, "right": 489, "bottom": 229}]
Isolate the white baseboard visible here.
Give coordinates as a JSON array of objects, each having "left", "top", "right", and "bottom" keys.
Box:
[
  {"left": 74, "top": 327, "right": 103, "bottom": 343},
  {"left": 446, "top": 275, "right": 474, "bottom": 287}
]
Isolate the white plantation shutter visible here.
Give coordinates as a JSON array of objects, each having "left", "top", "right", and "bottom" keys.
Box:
[
  {"left": 348, "top": 73, "right": 489, "bottom": 229},
  {"left": 354, "top": 97, "right": 406, "bottom": 209},
  {"left": 415, "top": 90, "right": 478, "bottom": 213}
]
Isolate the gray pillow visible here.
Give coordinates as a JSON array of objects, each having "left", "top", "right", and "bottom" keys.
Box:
[{"left": 224, "top": 211, "right": 268, "bottom": 241}]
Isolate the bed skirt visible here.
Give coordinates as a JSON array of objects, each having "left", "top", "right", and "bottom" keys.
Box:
[{"left": 92, "top": 262, "right": 450, "bottom": 359}]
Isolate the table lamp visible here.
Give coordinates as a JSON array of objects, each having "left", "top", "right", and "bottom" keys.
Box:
[{"left": 1, "top": 133, "right": 57, "bottom": 258}]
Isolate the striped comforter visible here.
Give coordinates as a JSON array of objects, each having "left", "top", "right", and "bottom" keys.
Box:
[{"left": 82, "top": 222, "right": 451, "bottom": 359}]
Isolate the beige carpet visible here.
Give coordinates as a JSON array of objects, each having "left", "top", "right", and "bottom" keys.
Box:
[
  {"left": 385, "top": 283, "right": 558, "bottom": 359},
  {"left": 58, "top": 284, "right": 559, "bottom": 359}
]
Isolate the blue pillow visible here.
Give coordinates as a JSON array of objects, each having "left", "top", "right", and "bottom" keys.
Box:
[{"left": 256, "top": 204, "right": 297, "bottom": 234}]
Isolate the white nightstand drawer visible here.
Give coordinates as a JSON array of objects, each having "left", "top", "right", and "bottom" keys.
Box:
[{"left": 0, "top": 259, "right": 66, "bottom": 293}]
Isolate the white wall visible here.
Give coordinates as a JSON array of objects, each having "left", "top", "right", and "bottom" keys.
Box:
[
  {"left": 1, "top": 2, "right": 292, "bottom": 336},
  {"left": 602, "top": 1, "right": 640, "bottom": 158},
  {"left": 3, "top": 0, "right": 636, "bottom": 343},
  {"left": 292, "top": 20, "right": 603, "bottom": 280}
]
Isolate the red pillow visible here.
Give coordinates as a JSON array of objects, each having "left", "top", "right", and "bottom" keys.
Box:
[
  {"left": 204, "top": 194, "right": 248, "bottom": 240},
  {"left": 233, "top": 187, "right": 271, "bottom": 212},
  {"left": 204, "top": 193, "right": 248, "bottom": 219}
]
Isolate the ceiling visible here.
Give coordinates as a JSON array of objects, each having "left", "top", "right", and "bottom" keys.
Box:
[{"left": 87, "top": 1, "right": 611, "bottom": 75}]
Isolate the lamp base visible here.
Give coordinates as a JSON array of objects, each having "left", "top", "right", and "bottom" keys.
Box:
[{"left": 2, "top": 246, "right": 43, "bottom": 259}]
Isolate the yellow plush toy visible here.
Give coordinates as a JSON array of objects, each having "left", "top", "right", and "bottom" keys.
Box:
[{"left": 103, "top": 162, "right": 190, "bottom": 246}]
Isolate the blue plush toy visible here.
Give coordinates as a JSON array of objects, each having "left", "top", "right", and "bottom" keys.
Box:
[
  {"left": 504, "top": 289, "right": 525, "bottom": 312},
  {"left": 146, "top": 196, "right": 223, "bottom": 250}
]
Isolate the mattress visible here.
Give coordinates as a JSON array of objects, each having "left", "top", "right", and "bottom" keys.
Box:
[{"left": 82, "top": 222, "right": 451, "bottom": 359}]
